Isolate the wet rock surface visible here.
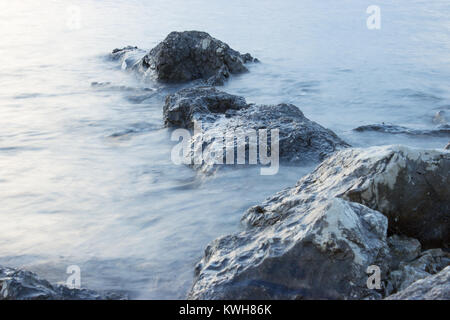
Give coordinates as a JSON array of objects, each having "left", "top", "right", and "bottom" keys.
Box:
[
  {"left": 110, "top": 46, "right": 146, "bottom": 70},
  {"left": 112, "top": 31, "right": 257, "bottom": 86},
  {"left": 0, "top": 266, "right": 127, "bottom": 300},
  {"left": 189, "top": 198, "right": 390, "bottom": 300},
  {"left": 387, "top": 235, "right": 421, "bottom": 269},
  {"left": 353, "top": 123, "right": 450, "bottom": 137},
  {"left": 164, "top": 87, "right": 350, "bottom": 173},
  {"left": 243, "top": 145, "right": 449, "bottom": 247},
  {"left": 385, "top": 266, "right": 450, "bottom": 300},
  {"left": 189, "top": 145, "right": 450, "bottom": 299}
]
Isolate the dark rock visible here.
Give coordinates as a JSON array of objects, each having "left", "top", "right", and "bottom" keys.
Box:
[
  {"left": 243, "top": 145, "right": 449, "bottom": 248},
  {"left": 111, "top": 46, "right": 138, "bottom": 59},
  {"left": 387, "top": 235, "right": 421, "bottom": 269},
  {"left": 445, "top": 142, "right": 450, "bottom": 150},
  {"left": 164, "top": 86, "right": 248, "bottom": 129},
  {"left": 189, "top": 145, "right": 449, "bottom": 300},
  {"left": 353, "top": 123, "right": 450, "bottom": 137},
  {"left": 385, "top": 266, "right": 450, "bottom": 300},
  {"left": 164, "top": 87, "right": 349, "bottom": 173},
  {"left": 386, "top": 248, "right": 450, "bottom": 293},
  {"left": 189, "top": 198, "right": 390, "bottom": 300},
  {"left": 109, "top": 46, "right": 146, "bottom": 70},
  {"left": 0, "top": 266, "right": 127, "bottom": 300},
  {"left": 115, "top": 31, "right": 257, "bottom": 86}
]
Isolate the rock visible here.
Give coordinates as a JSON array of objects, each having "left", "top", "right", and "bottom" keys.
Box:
[
  {"left": 164, "top": 87, "right": 248, "bottom": 129},
  {"left": 387, "top": 235, "right": 421, "bottom": 269},
  {"left": 387, "top": 247, "right": 450, "bottom": 292},
  {"left": 445, "top": 142, "right": 450, "bottom": 150},
  {"left": 165, "top": 87, "right": 349, "bottom": 174},
  {"left": 189, "top": 145, "right": 449, "bottom": 299},
  {"left": 121, "top": 31, "right": 257, "bottom": 86},
  {"left": 386, "top": 248, "right": 450, "bottom": 293},
  {"left": 189, "top": 198, "right": 390, "bottom": 300},
  {"left": 0, "top": 266, "right": 126, "bottom": 300},
  {"left": 111, "top": 46, "right": 138, "bottom": 60},
  {"left": 385, "top": 266, "right": 450, "bottom": 300},
  {"left": 110, "top": 46, "right": 146, "bottom": 70},
  {"left": 90, "top": 81, "right": 158, "bottom": 103},
  {"left": 243, "top": 145, "right": 449, "bottom": 247},
  {"left": 353, "top": 123, "right": 450, "bottom": 137}
]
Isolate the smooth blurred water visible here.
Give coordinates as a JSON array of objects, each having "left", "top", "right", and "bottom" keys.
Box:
[{"left": 0, "top": 0, "right": 449, "bottom": 298}]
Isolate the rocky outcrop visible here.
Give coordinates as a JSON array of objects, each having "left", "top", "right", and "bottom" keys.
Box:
[
  {"left": 385, "top": 266, "right": 450, "bottom": 300},
  {"left": 112, "top": 31, "right": 257, "bottom": 86},
  {"left": 243, "top": 145, "right": 449, "bottom": 247},
  {"left": 190, "top": 198, "right": 390, "bottom": 300},
  {"left": 189, "top": 145, "right": 449, "bottom": 299},
  {"left": 386, "top": 248, "right": 450, "bottom": 293},
  {"left": 164, "top": 87, "right": 349, "bottom": 173},
  {"left": 0, "top": 266, "right": 126, "bottom": 300},
  {"left": 353, "top": 123, "right": 450, "bottom": 137},
  {"left": 387, "top": 235, "right": 421, "bottom": 269}
]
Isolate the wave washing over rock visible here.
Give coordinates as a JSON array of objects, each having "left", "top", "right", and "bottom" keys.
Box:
[
  {"left": 111, "top": 31, "right": 257, "bottom": 86},
  {"left": 164, "top": 87, "right": 350, "bottom": 174},
  {"left": 189, "top": 145, "right": 450, "bottom": 300},
  {"left": 0, "top": 266, "right": 127, "bottom": 300}
]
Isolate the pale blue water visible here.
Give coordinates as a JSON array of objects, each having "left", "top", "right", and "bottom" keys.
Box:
[{"left": 0, "top": 0, "right": 449, "bottom": 298}]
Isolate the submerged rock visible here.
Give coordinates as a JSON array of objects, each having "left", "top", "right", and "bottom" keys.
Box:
[
  {"left": 165, "top": 87, "right": 349, "bottom": 174},
  {"left": 90, "top": 81, "right": 159, "bottom": 103},
  {"left": 0, "top": 266, "right": 126, "bottom": 300},
  {"left": 353, "top": 123, "right": 450, "bottom": 137},
  {"left": 189, "top": 145, "right": 450, "bottom": 299},
  {"left": 110, "top": 46, "right": 146, "bottom": 70},
  {"left": 385, "top": 266, "right": 450, "bottom": 300},
  {"left": 113, "top": 31, "right": 257, "bottom": 86}
]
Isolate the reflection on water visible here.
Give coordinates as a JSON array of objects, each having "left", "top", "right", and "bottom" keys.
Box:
[{"left": 0, "top": 0, "right": 449, "bottom": 298}]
